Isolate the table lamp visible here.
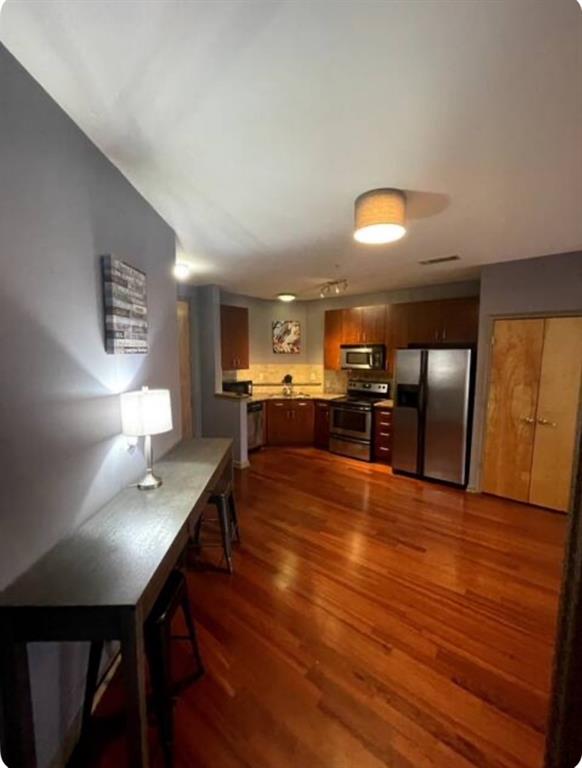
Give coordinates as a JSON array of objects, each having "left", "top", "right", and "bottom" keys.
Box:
[{"left": 120, "top": 386, "right": 173, "bottom": 490}]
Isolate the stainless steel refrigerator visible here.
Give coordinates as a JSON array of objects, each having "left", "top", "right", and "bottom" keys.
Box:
[{"left": 392, "top": 348, "right": 473, "bottom": 487}]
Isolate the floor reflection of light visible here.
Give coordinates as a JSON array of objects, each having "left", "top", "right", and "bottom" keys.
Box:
[
  {"left": 274, "top": 550, "right": 298, "bottom": 591},
  {"left": 349, "top": 531, "right": 364, "bottom": 563}
]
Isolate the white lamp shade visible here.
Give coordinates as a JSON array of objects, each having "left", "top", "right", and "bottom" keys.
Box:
[
  {"left": 120, "top": 388, "right": 173, "bottom": 437},
  {"left": 354, "top": 188, "right": 407, "bottom": 244}
]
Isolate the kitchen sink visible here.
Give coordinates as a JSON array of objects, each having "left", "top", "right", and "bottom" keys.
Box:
[{"left": 266, "top": 392, "right": 312, "bottom": 399}]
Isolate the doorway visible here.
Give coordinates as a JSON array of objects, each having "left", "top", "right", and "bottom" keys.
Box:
[{"left": 177, "top": 300, "right": 193, "bottom": 439}]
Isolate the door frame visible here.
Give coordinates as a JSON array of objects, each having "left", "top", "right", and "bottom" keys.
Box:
[
  {"left": 544, "top": 382, "right": 582, "bottom": 768},
  {"left": 177, "top": 299, "right": 194, "bottom": 439},
  {"left": 478, "top": 311, "right": 582, "bottom": 766}
]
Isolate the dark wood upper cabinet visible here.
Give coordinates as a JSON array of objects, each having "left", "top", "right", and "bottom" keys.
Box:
[
  {"left": 325, "top": 297, "right": 479, "bottom": 374},
  {"left": 361, "top": 305, "right": 386, "bottom": 344},
  {"left": 440, "top": 297, "right": 480, "bottom": 342},
  {"left": 405, "top": 300, "right": 444, "bottom": 345},
  {"left": 340, "top": 306, "right": 386, "bottom": 346},
  {"left": 385, "top": 303, "right": 408, "bottom": 374},
  {"left": 324, "top": 309, "right": 343, "bottom": 370},
  {"left": 220, "top": 305, "right": 249, "bottom": 371},
  {"left": 403, "top": 297, "right": 479, "bottom": 345},
  {"left": 341, "top": 307, "right": 363, "bottom": 345}
]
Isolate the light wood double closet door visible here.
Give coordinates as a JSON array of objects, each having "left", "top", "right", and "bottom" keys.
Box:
[{"left": 483, "top": 316, "right": 582, "bottom": 512}]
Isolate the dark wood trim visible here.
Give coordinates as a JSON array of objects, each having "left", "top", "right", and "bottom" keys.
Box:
[
  {"left": 545, "top": 381, "right": 582, "bottom": 768},
  {"left": 0, "top": 621, "right": 36, "bottom": 767}
]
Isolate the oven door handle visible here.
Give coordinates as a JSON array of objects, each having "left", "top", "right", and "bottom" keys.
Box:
[{"left": 331, "top": 405, "right": 372, "bottom": 414}]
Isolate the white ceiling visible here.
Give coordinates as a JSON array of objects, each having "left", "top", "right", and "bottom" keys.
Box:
[{"left": 2, "top": 0, "right": 581, "bottom": 299}]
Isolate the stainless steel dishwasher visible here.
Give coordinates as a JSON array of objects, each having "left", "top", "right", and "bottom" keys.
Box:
[{"left": 247, "top": 401, "right": 265, "bottom": 451}]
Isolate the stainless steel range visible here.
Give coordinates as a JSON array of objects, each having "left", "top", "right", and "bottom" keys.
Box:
[{"left": 329, "top": 380, "right": 390, "bottom": 461}]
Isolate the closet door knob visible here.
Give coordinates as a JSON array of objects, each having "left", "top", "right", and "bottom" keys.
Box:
[{"left": 537, "top": 417, "right": 557, "bottom": 427}]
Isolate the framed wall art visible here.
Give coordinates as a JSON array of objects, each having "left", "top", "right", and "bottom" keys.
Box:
[
  {"left": 272, "top": 320, "right": 301, "bottom": 354},
  {"left": 101, "top": 255, "right": 148, "bottom": 354}
]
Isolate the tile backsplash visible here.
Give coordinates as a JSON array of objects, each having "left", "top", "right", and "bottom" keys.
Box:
[
  {"left": 324, "top": 368, "right": 393, "bottom": 394},
  {"left": 225, "top": 363, "right": 392, "bottom": 396},
  {"left": 225, "top": 364, "right": 325, "bottom": 395}
]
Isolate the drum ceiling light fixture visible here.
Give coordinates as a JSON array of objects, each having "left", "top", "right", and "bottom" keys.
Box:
[{"left": 354, "top": 188, "right": 407, "bottom": 245}]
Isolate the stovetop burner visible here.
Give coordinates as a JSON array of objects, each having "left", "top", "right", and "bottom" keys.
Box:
[{"left": 331, "top": 381, "right": 390, "bottom": 409}]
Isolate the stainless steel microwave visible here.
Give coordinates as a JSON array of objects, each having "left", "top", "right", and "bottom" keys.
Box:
[{"left": 340, "top": 344, "right": 386, "bottom": 370}]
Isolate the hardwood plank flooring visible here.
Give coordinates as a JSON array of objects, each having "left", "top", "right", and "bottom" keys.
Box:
[{"left": 86, "top": 448, "right": 567, "bottom": 768}]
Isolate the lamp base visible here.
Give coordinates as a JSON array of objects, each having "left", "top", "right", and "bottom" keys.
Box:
[{"left": 137, "top": 470, "right": 163, "bottom": 491}]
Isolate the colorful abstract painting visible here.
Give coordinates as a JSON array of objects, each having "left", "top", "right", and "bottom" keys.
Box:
[{"left": 272, "top": 320, "right": 301, "bottom": 354}]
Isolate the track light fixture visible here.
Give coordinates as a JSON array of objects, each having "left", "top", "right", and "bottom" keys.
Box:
[{"left": 319, "top": 279, "right": 348, "bottom": 298}]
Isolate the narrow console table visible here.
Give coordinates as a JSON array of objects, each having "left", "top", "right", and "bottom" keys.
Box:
[{"left": 0, "top": 437, "right": 233, "bottom": 768}]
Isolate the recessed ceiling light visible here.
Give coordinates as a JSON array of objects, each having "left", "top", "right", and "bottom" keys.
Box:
[
  {"left": 354, "top": 188, "right": 407, "bottom": 245},
  {"left": 173, "top": 262, "right": 191, "bottom": 281},
  {"left": 277, "top": 293, "right": 296, "bottom": 302}
]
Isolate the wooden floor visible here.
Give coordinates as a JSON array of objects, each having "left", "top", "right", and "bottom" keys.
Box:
[{"left": 88, "top": 447, "right": 567, "bottom": 768}]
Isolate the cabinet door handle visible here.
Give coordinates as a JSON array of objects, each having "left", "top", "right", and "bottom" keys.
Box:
[
  {"left": 520, "top": 416, "right": 535, "bottom": 424},
  {"left": 274, "top": 403, "right": 284, "bottom": 407},
  {"left": 442, "top": 328, "right": 447, "bottom": 341},
  {"left": 298, "top": 402, "right": 307, "bottom": 407},
  {"left": 380, "top": 431, "right": 390, "bottom": 437},
  {"left": 537, "top": 417, "right": 557, "bottom": 427}
]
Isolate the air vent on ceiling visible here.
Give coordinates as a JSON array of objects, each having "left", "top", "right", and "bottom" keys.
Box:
[{"left": 418, "top": 255, "right": 461, "bottom": 266}]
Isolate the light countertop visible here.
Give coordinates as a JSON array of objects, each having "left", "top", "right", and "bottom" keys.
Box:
[
  {"left": 249, "top": 393, "right": 344, "bottom": 403},
  {"left": 217, "top": 392, "right": 344, "bottom": 403},
  {"left": 216, "top": 391, "right": 391, "bottom": 407}
]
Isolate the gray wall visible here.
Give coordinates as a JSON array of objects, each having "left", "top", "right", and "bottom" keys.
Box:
[
  {"left": 220, "top": 290, "right": 310, "bottom": 365},
  {"left": 0, "top": 44, "right": 179, "bottom": 766},
  {"left": 181, "top": 285, "right": 247, "bottom": 465},
  {"left": 469, "top": 251, "right": 582, "bottom": 489}
]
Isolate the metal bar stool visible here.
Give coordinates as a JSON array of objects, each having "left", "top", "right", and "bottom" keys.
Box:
[
  {"left": 79, "top": 569, "right": 204, "bottom": 767},
  {"left": 193, "top": 481, "right": 240, "bottom": 573}
]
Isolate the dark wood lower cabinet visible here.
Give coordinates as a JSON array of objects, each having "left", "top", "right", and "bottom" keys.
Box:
[
  {"left": 374, "top": 407, "right": 393, "bottom": 464},
  {"left": 266, "top": 400, "right": 315, "bottom": 445},
  {"left": 314, "top": 401, "right": 331, "bottom": 449},
  {"left": 265, "top": 399, "right": 390, "bottom": 463}
]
